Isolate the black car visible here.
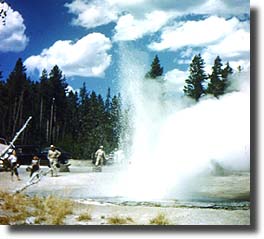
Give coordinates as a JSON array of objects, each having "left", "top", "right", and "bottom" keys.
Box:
[
  {"left": 15, "top": 145, "right": 42, "bottom": 165},
  {"left": 15, "top": 145, "right": 72, "bottom": 166}
]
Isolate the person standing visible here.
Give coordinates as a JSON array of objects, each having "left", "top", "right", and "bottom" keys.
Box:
[
  {"left": 48, "top": 145, "right": 61, "bottom": 177},
  {"left": 30, "top": 156, "right": 40, "bottom": 177},
  {"left": 8, "top": 150, "right": 21, "bottom": 181},
  {"left": 95, "top": 146, "right": 106, "bottom": 167}
]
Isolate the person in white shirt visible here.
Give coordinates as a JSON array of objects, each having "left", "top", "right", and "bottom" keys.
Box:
[
  {"left": 48, "top": 145, "right": 61, "bottom": 177},
  {"left": 8, "top": 150, "right": 21, "bottom": 181},
  {"left": 95, "top": 146, "right": 106, "bottom": 167}
]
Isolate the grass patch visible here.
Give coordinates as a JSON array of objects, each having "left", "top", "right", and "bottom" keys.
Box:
[
  {"left": 0, "top": 191, "right": 32, "bottom": 224},
  {"left": 126, "top": 217, "right": 134, "bottom": 223},
  {"left": 0, "top": 191, "right": 74, "bottom": 225},
  {"left": 107, "top": 216, "right": 134, "bottom": 225},
  {"left": 0, "top": 216, "right": 10, "bottom": 224},
  {"left": 149, "top": 213, "right": 170, "bottom": 225},
  {"left": 41, "top": 195, "right": 74, "bottom": 225},
  {"left": 77, "top": 212, "right": 92, "bottom": 221}
]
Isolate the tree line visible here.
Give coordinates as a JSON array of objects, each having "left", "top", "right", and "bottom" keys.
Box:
[
  {"left": 147, "top": 54, "right": 237, "bottom": 101},
  {"left": 0, "top": 58, "right": 121, "bottom": 159},
  {"left": 0, "top": 54, "right": 239, "bottom": 159},
  {"left": 183, "top": 54, "right": 234, "bottom": 101}
]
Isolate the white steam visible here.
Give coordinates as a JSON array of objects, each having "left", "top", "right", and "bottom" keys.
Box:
[{"left": 115, "top": 44, "right": 249, "bottom": 200}]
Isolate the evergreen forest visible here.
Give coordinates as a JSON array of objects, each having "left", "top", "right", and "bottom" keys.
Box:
[
  {"left": 0, "top": 58, "right": 121, "bottom": 159},
  {"left": 0, "top": 54, "right": 236, "bottom": 159}
]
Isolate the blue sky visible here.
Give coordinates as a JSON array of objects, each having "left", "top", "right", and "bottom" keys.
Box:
[{"left": 0, "top": 0, "right": 249, "bottom": 97}]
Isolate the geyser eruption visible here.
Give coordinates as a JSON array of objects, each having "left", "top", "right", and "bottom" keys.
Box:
[{"left": 116, "top": 44, "right": 249, "bottom": 200}]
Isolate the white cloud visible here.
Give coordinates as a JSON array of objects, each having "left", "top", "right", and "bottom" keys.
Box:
[
  {"left": 68, "top": 0, "right": 244, "bottom": 22},
  {"left": 65, "top": 0, "right": 249, "bottom": 41},
  {"left": 25, "top": 33, "right": 112, "bottom": 78},
  {"left": 65, "top": 0, "right": 118, "bottom": 29},
  {"left": 65, "top": 0, "right": 179, "bottom": 38},
  {"left": 149, "top": 16, "right": 250, "bottom": 71},
  {"left": 164, "top": 68, "right": 187, "bottom": 86},
  {"left": 65, "top": 0, "right": 206, "bottom": 31},
  {"left": 149, "top": 16, "right": 243, "bottom": 51},
  {"left": 0, "top": 2, "right": 28, "bottom": 52},
  {"left": 180, "top": 48, "right": 194, "bottom": 58},
  {"left": 207, "top": 29, "right": 250, "bottom": 57},
  {"left": 201, "top": 22, "right": 249, "bottom": 72},
  {"left": 195, "top": 0, "right": 249, "bottom": 16},
  {"left": 113, "top": 11, "right": 176, "bottom": 41}
]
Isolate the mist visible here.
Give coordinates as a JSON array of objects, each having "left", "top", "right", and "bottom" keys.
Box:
[{"left": 114, "top": 44, "right": 250, "bottom": 200}]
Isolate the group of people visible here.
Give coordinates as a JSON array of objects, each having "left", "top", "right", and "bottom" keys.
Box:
[
  {"left": 7, "top": 144, "right": 107, "bottom": 182},
  {"left": 7, "top": 144, "right": 62, "bottom": 181}
]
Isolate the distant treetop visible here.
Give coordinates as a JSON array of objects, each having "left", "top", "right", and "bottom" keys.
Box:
[{"left": 145, "top": 55, "right": 163, "bottom": 79}]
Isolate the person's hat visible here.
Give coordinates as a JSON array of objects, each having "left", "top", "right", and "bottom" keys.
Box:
[
  {"left": 50, "top": 144, "right": 55, "bottom": 148},
  {"left": 100, "top": 145, "right": 103, "bottom": 149}
]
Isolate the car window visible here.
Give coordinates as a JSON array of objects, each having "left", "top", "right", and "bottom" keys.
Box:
[{"left": 41, "top": 148, "right": 49, "bottom": 153}]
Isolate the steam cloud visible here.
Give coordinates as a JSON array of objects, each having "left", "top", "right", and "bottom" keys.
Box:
[{"left": 115, "top": 44, "right": 249, "bottom": 200}]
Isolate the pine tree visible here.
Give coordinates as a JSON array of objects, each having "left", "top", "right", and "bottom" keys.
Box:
[
  {"left": 6, "top": 58, "right": 29, "bottom": 137},
  {"left": 183, "top": 54, "right": 207, "bottom": 101},
  {"left": 207, "top": 56, "right": 224, "bottom": 98},
  {"left": 146, "top": 55, "right": 163, "bottom": 79},
  {"left": 207, "top": 57, "right": 233, "bottom": 98},
  {"left": 78, "top": 82, "right": 89, "bottom": 139},
  {"left": 48, "top": 65, "right": 68, "bottom": 143},
  {"left": 96, "top": 94, "right": 106, "bottom": 147},
  {"left": 79, "top": 82, "right": 89, "bottom": 106},
  {"left": 104, "top": 88, "right": 112, "bottom": 141},
  {"left": 222, "top": 61, "right": 233, "bottom": 92},
  {"left": 222, "top": 62, "right": 233, "bottom": 78},
  {"left": 110, "top": 94, "right": 121, "bottom": 149},
  {"left": 105, "top": 87, "right": 111, "bottom": 113},
  {"left": 0, "top": 71, "right": 8, "bottom": 136},
  {"left": 38, "top": 69, "right": 50, "bottom": 143},
  {"left": 62, "top": 90, "right": 79, "bottom": 153}
]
